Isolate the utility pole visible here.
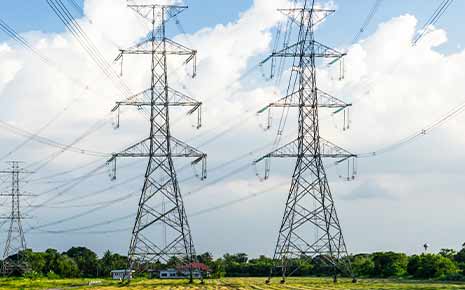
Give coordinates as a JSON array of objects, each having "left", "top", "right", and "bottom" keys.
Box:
[
  {"left": 0, "top": 161, "right": 32, "bottom": 275},
  {"left": 254, "top": 0, "right": 357, "bottom": 284},
  {"left": 108, "top": 3, "right": 206, "bottom": 282}
]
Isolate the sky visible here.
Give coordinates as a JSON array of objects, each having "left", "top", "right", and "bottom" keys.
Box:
[{"left": 0, "top": 0, "right": 465, "bottom": 259}]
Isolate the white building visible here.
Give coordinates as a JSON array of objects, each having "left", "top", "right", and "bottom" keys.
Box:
[
  {"left": 110, "top": 270, "right": 134, "bottom": 280},
  {"left": 159, "top": 269, "right": 202, "bottom": 279}
]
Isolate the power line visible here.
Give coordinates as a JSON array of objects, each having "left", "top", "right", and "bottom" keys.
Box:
[
  {"left": 22, "top": 153, "right": 263, "bottom": 231},
  {"left": 0, "top": 19, "right": 54, "bottom": 65},
  {"left": 26, "top": 157, "right": 105, "bottom": 183},
  {"left": 20, "top": 132, "right": 289, "bottom": 232},
  {"left": 256, "top": 1, "right": 356, "bottom": 282},
  {"left": 0, "top": 17, "right": 131, "bottom": 166},
  {"left": 189, "top": 181, "right": 287, "bottom": 218},
  {"left": 25, "top": 192, "right": 136, "bottom": 209},
  {"left": 24, "top": 162, "right": 108, "bottom": 214},
  {"left": 359, "top": 95, "right": 465, "bottom": 158},
  {"left": 27, "top": 180, "right": 289, "bottom": 235},
  {"left": 26, "top": 191, "right": 136, "bottom": 231},
  {"left": 0, "top": 119, "right": 108, "bottom": 158},
  {"left": 413, "top": 0, "right": 454, "bottom": 46},
  {"left": 47, "top": 0, "right": 133, "bottom": 100},
  {"left": 352, "top": 0, "right": 383, "bottom": 44},
  {"left": 0, "top": 162, "right": 32, "bottom": 275}
]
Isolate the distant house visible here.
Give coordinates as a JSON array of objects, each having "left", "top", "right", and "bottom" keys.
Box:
[
  {"left": 155, "top": 262, "right": 210, "bottom": 279},
  {"left": 158, "top": 268, "right": 179, "bottom": 279},
  {"left": 110, "top": 270, "right": 134, "bottom": 280},
  {"left": 177, "top": 262, "right": 210, "bottom": 274},
  {"left": 157, "top": 268, "right": 203, "bottom": 279}
]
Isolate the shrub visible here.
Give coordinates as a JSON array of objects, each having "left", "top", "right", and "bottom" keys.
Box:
[
  {"left": 47, "top": 270, "right": 60, "bottom": 279},
  {"left": 441, "top": 272, "right": 465, "bottom": 281},
  {"left": 352, "top": 255, "right": 374, "bottom": 277},
  {"left": 23, "top": 270, "right": 41, "bottom": 280},
  {"left": 372, "top": 252, "right": 408, "bottom": 278},
  {"left": 408, "top": 254, "right": 458, "bottom": 279}
]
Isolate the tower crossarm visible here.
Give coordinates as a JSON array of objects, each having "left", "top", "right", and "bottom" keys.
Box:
[
  {"left": 108, "top": 136, "right": 207, "bottom": 179},
  {"left": 112, "top": 87, "right": 201, "bottom": 111},
  {"left": 278, "top": 8, "right": 336, "bottom": 27},
  {"left": 257, "top": 88, "right": 351, "bottom": 114},
  {"left": 109, "top": 136, "right": 206, "bottom": 160},
  {"left": 115, "top": 37, "right": 198, "bottom": 80},
  {"left": 254, "top": 137, "right": 356, "bottom": 165},
  {"left": 112, "top": 86, "right": 203, "bottom": 128},
  {"left": 261, "top": 40, "right": 345, "bottom": 65},
  {"left": 127, "top": 4, "right": 187, "bottom": 24},
  {"left": 118, "top": 38, "right": 196, "bottom": 57},
  {"left": 0, "top": 194, "right": 36, "bottom": 197}
]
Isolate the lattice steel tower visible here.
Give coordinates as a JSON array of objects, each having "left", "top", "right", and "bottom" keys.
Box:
[
  {"left": 108, "top": 3, "right": 206, "bottom": 281},
  {"left": 0, "top": 161, "right": 31, "bottom": 275},
  {"left": 254, "top": 0, "right": 357, "bottom": 284}
]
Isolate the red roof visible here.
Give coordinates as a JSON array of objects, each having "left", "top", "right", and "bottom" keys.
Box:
[{"left": 177, "top": 262, "right": 210, "bottom": 272}]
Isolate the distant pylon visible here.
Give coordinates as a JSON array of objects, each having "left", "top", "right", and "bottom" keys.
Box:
[
  {"left": 254, "top": 0, "right": 357, "bottom": 284},
  {"left": 0, "top": 161, "right": 33, "bottom": 275},
  {"left": 108, "top": 2, "right": 206, "bottom": 282}
]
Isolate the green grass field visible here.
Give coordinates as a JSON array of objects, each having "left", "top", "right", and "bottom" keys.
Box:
[{"left": 1, "top": 277, "right": 465, "bottom": 290}]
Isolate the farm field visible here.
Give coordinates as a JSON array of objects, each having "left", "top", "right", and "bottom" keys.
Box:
[{"left": 1, "top": 277, "right": 465, "bottom": 290}]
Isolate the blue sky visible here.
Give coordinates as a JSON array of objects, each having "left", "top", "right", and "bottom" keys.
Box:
[
  {"left": 0, "top": 0, "right": 252, "bottom": 40},
  {"left": 0, "top": 0, "right": 463, "bottom": 53},
  {"left": 1, "top": 0, "right": 465, "bottom": 257}
]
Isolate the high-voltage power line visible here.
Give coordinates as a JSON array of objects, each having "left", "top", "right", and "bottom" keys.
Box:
[
  {"left": 0, "top": 161, "right": 34, "bottom": 275},
  {"left": 254, "top": 0, "right": 357, "bottom": 284},
  {"left": 107, "top": 3, "right": 206, "bottom": 283}
]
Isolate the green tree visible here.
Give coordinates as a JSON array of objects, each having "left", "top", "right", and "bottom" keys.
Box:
[
  {"left": 197, "top": 252, "right": 214, "bottom": 267},
  {"left": 352, "top": 254, "right": 375, "bottom": 277},
  {"left": 44, "top": 249, "right": 61, "bottom": 275},
  {"left": 224, "top": 253, "right": 248, "bottom": 264},
  {"left": 55, "top": 255, "right": 79, "bottom": 278},
  {"left": 311, "top": 255, "right": 333, "bottom": 276},
  {"left": 455, "top": 247, "right": 465, "bottom": 263},
  {"left": 210, "top": 258, "right": 225, "bottom": 278},
  {"left": 408, "top": 254, "right": 458, "bottom": 279},
  {"left": 64, "top": 247, "right": 98, "bottom": 277},
  {"left": 440, "top": 249, "right": 457, "bottom": 260},
  {"left": 166, "top": 256, "right": 181, "bottom": 269},
  {"left": 98, "top": 250, "right": 127, "bottom": 277},
  {"left": 247, "top": 255, "right": 275, "bottom": 277},
  {"left": 22, "top": 249, "right": 46, "bottom": 274},
  {"left": 372, "top": 252, "right": 408, "bottom": 278}
]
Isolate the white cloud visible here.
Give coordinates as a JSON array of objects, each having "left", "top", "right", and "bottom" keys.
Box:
[
  {"left": 1, "top": 0, "right": 465, "bottom": 257},
  {"left": 0, "top": 0, "right": 295, "bottom": 255},
  {"left": 0, "top": 44, "right": 22, "bottom": 93}
]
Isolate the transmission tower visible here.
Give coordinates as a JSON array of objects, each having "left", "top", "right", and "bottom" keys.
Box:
[
  {"left": 108, "top": 3, "right": 206, "bottom": 282},
  {"left": 254, "top": 0, "right": 357, "bottom": 284},
  {"left": 0, "top": 161, "right": 33, "bottom": 275}
]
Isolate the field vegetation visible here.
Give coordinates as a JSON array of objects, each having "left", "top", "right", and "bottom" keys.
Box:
[
  {"left": 1, "top": 277, "right": 465, "bottom": 290},
  {"left": 3, "top": 245, "right": 465, "bottom": 289}
]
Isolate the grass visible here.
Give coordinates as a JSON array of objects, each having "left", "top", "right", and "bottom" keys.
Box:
[{"left": 1, "top": 277, "right": 465, "bottom": 290}]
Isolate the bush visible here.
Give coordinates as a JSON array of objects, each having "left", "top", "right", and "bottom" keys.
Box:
[
  {"left": 372, "top": 252, "right": 408, "bottom": 278},
  {"left": 441, "top": 272, "right": 465, "bottom": 281},
  {"left": 352, "top": 255, "right": 374, "bottom": 277},
  {"left": 47, "top": 271, "right": 60, "bottom": 279},
  {"left": 55, "top": 255, "right": 80, "bottom": 278},
  {"left": 23, "top": 270, "right": 41, "bottom": 280},
  {"left": 408, "top": 254, "right": 458, "bottom": 279}
]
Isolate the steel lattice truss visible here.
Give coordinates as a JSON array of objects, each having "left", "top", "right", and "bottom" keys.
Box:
[
  {"left": 255, "top": 1, "right": 356, "bottom": 284},
  {"left": 0, "top": 161, "right": 32, "bottom": 276},
  {"left": 109, "top": 3, "right": 205, "bottom": 282}
]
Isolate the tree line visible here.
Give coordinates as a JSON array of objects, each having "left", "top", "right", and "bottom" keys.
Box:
[{"left": 4, "top": 245, "right": 465, "bottom": 281}]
